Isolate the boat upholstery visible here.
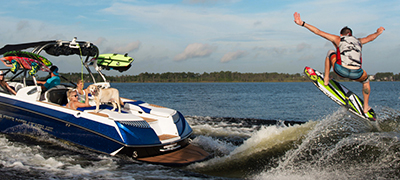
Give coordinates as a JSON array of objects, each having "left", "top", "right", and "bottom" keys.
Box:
[{"left": 44, "top": 85, "right": 69, "bottom": 105}]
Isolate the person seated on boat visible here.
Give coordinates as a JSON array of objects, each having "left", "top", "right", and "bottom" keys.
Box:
[
  {"left": 0, "top": 71, "right": 16, "bottom": 95},
  {"left": 66, "top": 89, "right": 91, "bottom": 110},
  {"left": 76, "top": 79, "right": 88, "bottom": 103},
  {"left": 37, "top": 66, "right": 61, "bottom": 91}
]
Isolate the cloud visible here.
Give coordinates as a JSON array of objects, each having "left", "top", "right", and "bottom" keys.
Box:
[
  {"left": 17, "top": 20, "right": 30, "bottom": 31},
  {"left": 101, "top": 2, "right": 274, "bottom": 41},
  {"left": 253, "top": 21, "right": 262, "bottom": 27},
  {"left": 174, "top": 43, "right": 216, "bottom": 61},
  {"left": 298, "top": 54, "right": 315, "bottom": 61},
  {"left": 220, "top": 50, "right": 247, "bottom": 63},
  {"left": 182, "top": 0, "right": 240, "bottom": 5},
  {"left": 93, "top": 37, "right": 107, "bottom": 46},
  {"left": 112, "top": 41, "right": 141, "bottom": 53},
  {"left": 296, "top": 43, "right": 311, "bottom": 52},
  {"left": 273, "top": 47, "right": 287, "bottom": 55}
]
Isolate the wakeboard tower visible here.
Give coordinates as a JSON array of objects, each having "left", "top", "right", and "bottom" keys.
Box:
[{"left": 304, "top": 66, "right": 376, "bottom": 121}]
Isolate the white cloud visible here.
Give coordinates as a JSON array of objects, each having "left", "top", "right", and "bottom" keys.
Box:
[
  {"left": 253, "top": 21, "right": 262, "bottom": 27},
  {"left": 93, "top": 37, "right": 107, "bottom": 47},
  {"left": 101, "top": 2, "right": 275, "bottom": 41},
  {"left": 182, "top": 0, "right": 240, "bottom": 5},
  {"left": 296, "top": 43, "right": 311, "bottom": 52},
  {"left": 174, "top": 43, "right": 216, "bottom": 61},
  {"left": 16, "top": 20, "right": 30, "bottom": 31},
  {"left": 220, "top": 50, "right": 247, "bottom": 63},
  {"left": 112, "top": 41, "right": 141, "bottom": 53}
]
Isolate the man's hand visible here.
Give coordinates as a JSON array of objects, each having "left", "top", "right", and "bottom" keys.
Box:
[
  {"left": 377, "top": 27, "right": 385, "bottom": 34},
  {"left": 293, "top": 12, "right": 303, "bottom": 26}
]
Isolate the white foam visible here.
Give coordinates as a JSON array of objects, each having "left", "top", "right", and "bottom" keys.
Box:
[
  {"left": 188, "top": 122, "right": 316, "bottom": 171},
  {"left": 251, "top": 108, "right": 400, "bottom": 180},
  {"left": 192, "top": 135, "right": 236, "bottom": 156},
  {"left": 0, "top": 134, "right": 125, "bottom": 178},
  {"left": 187, "top": 116, "right": 256, "bottom": 137},
  {"left": 252, "top": 168, "right": 350, "bottom": 180}
]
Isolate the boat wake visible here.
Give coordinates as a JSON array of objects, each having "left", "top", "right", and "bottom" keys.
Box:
[
  {"left": 0, "top": 130, "right": 210, "bottom": 179},
  {"left": 1, "top": 107, "right": 400, "bottom": 179},
  {"left": 186, "top": 107, "right": 400, "bottom": 179}
]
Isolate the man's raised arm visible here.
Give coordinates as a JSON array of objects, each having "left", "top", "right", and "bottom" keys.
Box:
[
  {"left": 360, "top": 27, "right": 385, "bottom": 44},
  {"left": 294, "top": 12, "right": 340, "bottom": 47}
]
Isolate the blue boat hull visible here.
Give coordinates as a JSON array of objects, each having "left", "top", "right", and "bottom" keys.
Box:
[{"left": 0, "top": 95, "right": 192, "bottom": 158}]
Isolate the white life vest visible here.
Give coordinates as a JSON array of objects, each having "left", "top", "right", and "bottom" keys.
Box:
[{"left": 336, "top": 36, "right": 362, "bottom": 68}]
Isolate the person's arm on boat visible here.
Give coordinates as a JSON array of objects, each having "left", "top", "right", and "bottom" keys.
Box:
[
  {"left": 74, "top": 89, "right": 90, "bottom": 108},
  {"left": 36, "top": 80, "right": 48, "bottom": 91},
  {"left": 4, "top": 83, "right": 16, "bottom": 95}
]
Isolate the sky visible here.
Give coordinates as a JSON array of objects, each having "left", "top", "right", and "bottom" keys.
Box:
[{"left": 0, "top": 0, "right": 398, "bottom": 76}]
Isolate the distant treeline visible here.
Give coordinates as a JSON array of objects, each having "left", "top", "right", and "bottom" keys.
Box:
[
  {"left": 59, "top": 71, "right": 400, "bottom": 83},
  {"left": 373, "top": 72, "right": 400, "bottom": 81}
]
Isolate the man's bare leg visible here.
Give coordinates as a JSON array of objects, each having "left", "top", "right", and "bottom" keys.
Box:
[
  {"left": 324, "top": 50, "right": 336, "bottom": 86},
  {"left": 324, "top": 55, "right": 332, "bottom": 86},
  {"left": 362, "top": 81, "right": 371, "bottom": 113}
]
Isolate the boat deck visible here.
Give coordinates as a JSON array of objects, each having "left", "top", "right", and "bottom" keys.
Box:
[
  {"left": 137, "top": 144, "right": 209, "bottom": 166},
  {"left": 158, "top": 134, "right": 178, "bottom": 141}
]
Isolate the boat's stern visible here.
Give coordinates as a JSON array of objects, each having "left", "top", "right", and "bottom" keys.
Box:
[{"left": 81, "top": 99, "right": 209, "bottom": 165}]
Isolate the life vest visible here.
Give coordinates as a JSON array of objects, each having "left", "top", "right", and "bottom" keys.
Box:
[
  {"left": 336, "top": 36, "right": 362, "bottom": 68},
  {"left": 77, "top": 90, "right": 86, "bottom": 103}
]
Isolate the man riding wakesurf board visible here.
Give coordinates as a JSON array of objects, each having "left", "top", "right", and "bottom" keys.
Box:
[{"left": 293, "top": 12, "right": 385, "bottom": 114}]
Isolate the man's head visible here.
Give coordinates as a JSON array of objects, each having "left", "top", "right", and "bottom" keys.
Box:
[
  {"left": 50, "top": 66, "right": 59, "bottom": 76},
  {"left": 340, "top": 26, "right": 352, "bottom": 36}
]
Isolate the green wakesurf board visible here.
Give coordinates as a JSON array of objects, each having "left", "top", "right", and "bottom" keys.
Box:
[
  {"left": 304, "top": 66, "right": 376, "bottom": 121},
  {"left": 96, "top": 53, "right": 133, "bottom": 72}
]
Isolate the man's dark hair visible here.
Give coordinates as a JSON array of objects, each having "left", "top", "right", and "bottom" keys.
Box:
[
  {"left": 50, "top": 66, "right": 58, "bottom": 72},
  {"left": 340, "top": 26, "right": 352, "bottom": 36},
  {"left": 49, "top": 65, "right": 59, "bottom": 75}
]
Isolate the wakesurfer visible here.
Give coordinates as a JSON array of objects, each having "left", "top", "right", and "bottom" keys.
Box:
[{"left": 293, "top": 12, "right": 385, "bottom": 114}]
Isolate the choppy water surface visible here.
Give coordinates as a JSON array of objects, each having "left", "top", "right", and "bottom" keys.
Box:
[{"left": 1, "top": 81, "right": 400, "bottom": 179}]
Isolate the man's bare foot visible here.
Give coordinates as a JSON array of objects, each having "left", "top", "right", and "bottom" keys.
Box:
[
  {"left": 363, "top": 106, "right": 371, "bottom": 114},
  {"left": 323, "top": 76, "right": 330, "bottom": 86}
]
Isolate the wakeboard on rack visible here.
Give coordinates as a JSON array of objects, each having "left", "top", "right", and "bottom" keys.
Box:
[
  {"left": 3, "top": 51, "right": 52, "bottom": 66},
  {"left": 304, "top": 66, "right": 376, "bottom": 121},
  {"left": 0, "top": 55, "right": 50, "bottom": 75},
  {"left": 95, "top": 53, "right": 134, "bottom": 72}
]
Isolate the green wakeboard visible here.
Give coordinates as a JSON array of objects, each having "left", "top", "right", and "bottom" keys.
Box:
[
  {"left": 304, "top": 66, "right": 376, "bottom": 121},
  {"left": 96, "top": 53, "right": 133, "bottom": 72}
]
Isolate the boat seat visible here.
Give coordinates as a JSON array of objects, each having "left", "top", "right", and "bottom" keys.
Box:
[
  {"left": 14, "top": 83, "right": 24, "bottom": 92},
  {"left": 44, "top": 85, "right": 69, "bottom": 105},
  {"left": 8, "top": 82, "right": 24, "bottom": 93}
]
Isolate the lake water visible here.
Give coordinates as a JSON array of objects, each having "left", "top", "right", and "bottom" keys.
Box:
[
  {"left": 1, "top": 81, "right": 400, "bottom": 179},
  {"left": 114, "top": 81, "right": 400, "bottom": 122}
]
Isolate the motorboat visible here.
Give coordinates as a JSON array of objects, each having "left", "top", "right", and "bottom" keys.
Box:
[{"left": 0, "top": 39, "right": 209, "bottom": 166}]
